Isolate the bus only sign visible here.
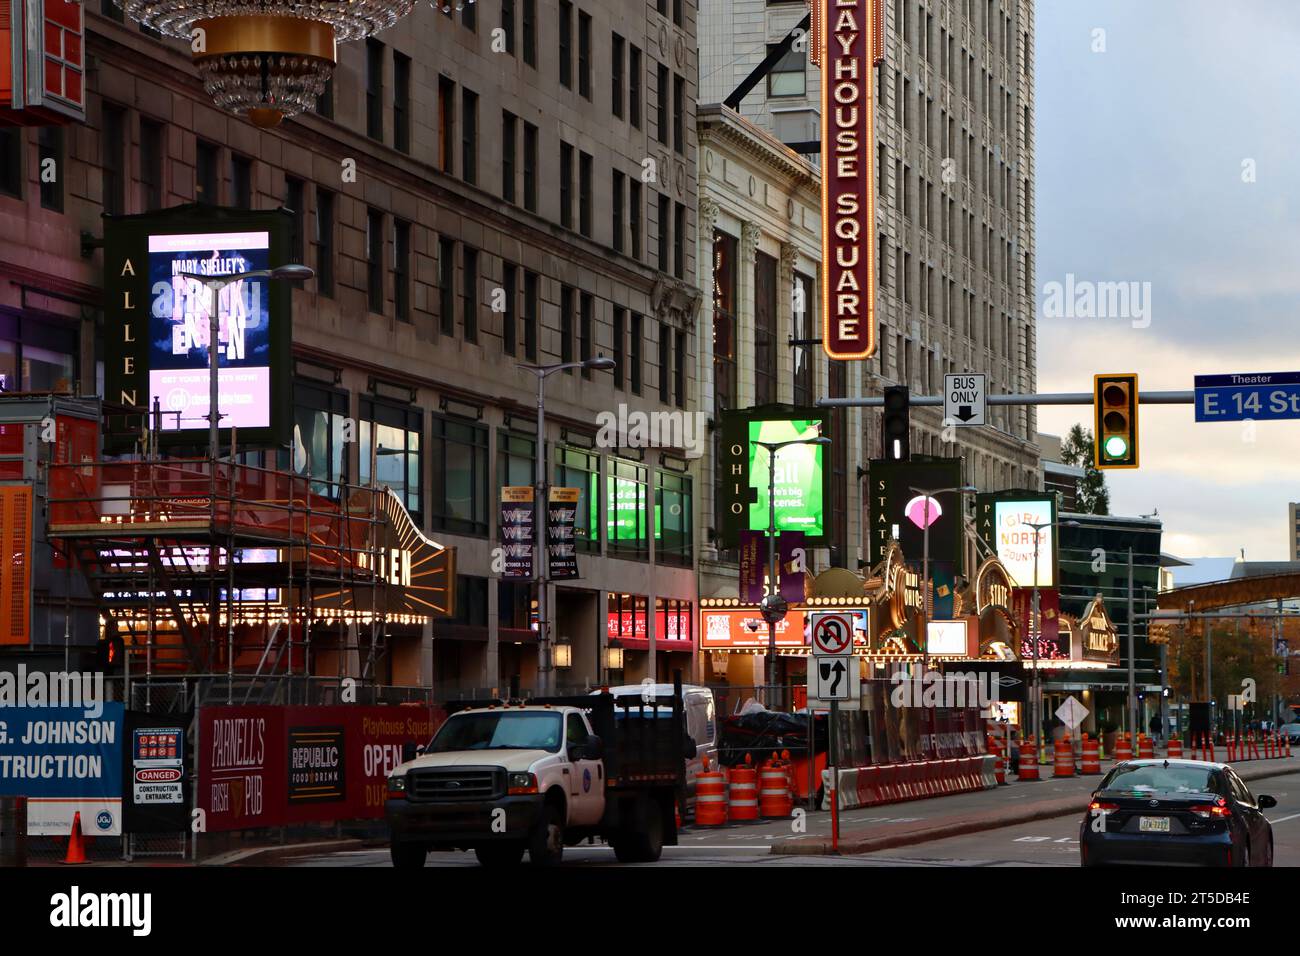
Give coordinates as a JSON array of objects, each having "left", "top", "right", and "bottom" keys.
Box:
[{"left": 820, "top": 0, "right": 876, "bottom": 361}]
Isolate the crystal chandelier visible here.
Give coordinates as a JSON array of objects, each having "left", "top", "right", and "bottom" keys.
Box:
[{"left": 117, "top": 1, "right": 417, "bottom": 128}]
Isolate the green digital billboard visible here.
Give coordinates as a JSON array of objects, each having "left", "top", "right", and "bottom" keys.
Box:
[{"left": 719, "top": 407, "right": 830, "bottom": 548}]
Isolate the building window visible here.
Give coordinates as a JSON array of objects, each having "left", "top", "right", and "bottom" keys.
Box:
[
  {"left": 231, "top": 154, "right": 252, "bottom": 209},
  {"left": 102, "top": 106, "right": 126, "bottom": 214},
  {"left": 366, "top": 39, "right": 384, "bottom": 141},
  {"left": 522, "top": 0, "right": 536, "bottom": 66},
  {"left": 291, "top": 381, "right": 349, "bottom": 497},
  {"left": 559, "top": 0, "right": 572, "bottom": 88},
  {"left": 502, "top": 111, "right": 517, "bottom": 202},
  {"left": 608, "top": 593, "right": 649, "bottom": 642},
  {"left": 523, "top": 122, "right": 538, "bottom": 212},
  {"left": 0, "top": 129, "right": 21, "bottom": 198},
  {"left": 578, "top": 11, "right": 592, "bottom": 99},
  {"left": 431, "top": 414, "right": 490, "bottom": 536},
  {"left": 559, "top": 141, "right": 573, "bottom": 228},
  {"left": 766, "top": 44, "right": 806, "bottom": 96},
  {"left": 462, "top": 87, "right": 478, "bottom": 185},
  {"left": 438, "top": 237, "right": 456, "bottom": 335},
  {"left": 196, "top": 138, "right": 218, "bottom": 204},
  {"left": 523, "top": 269, "right": 538, "bottom": 361},
  {"left": 673, "top": 202, "right": 686, "bottom": 278},
  {"left": 393, "top": 219, "right": 411, "bottom": 322},
  {"left": 754, "top": 251, "right": 777, "bottom": 405},
  {"left": 579, "top": 291, "right": 593, "bottom": 372},
  {"left": 139, "top": 121, "right": 163, "bottom": 212},
  {"left": 658, "top": 321, "right": 671, "bottom": 400},
  {"left": 612, "top": 33, "right": 625, "bottom": 118},
  {"left": 579, "top": 151, "right": 593, "bottom": 237},
  {"left": 314, "top": 186, "right": 335, "bottom": 297},
  {"left": 284, "top": 178, "right": 305, "bottom": 265},
  {"left": 607, "top": 459, "right": 648, "bottom": 557},
  {"left": 560, "top": 285, "right": 575, "bottom": 365},
  {"left": 497, "top": 430, "right": 537, "bottom": 489},
  {"left": 394, "top": 51, "right": 411, "bottom": 153},
  {"left": 792, "top": 271, "right": 814, "bottom": 406},
  {"left": 555, "top": 447, "right": 599, "bottom": 551},
  {"left": 38, "top": 127, "right": 63, "bottom": 212},
  {"left": 501, "top": 0, "right": 515, "bottom": 53},
  {"left": 656, "top": 597, "right": 693, "bottom": 644},
  {"left": 612, "top": 307, "right": 626, "bottom": 389},
  {"left": 655, "top": 471, "right": 692, "bottom": 565},
  {"left": 629, "top": 312, "right": 642, "bottom": 395},
  {"left": 316, "top": 76, "right": 335, "bottom": 118},
  {"left": 674, "top": 328, "right": 686, "bottom": 409},
  {"left": 672, "top": 0, "right": 682, "bottom": 26},
  {"left": 502, "top": 262, "right": 517, "bottom": 355},
  {"left": 463, "top": 0, "right": 476, "bottom": 30},
  {"left": 463, "top": 246, "right": 479, "bottom": 342},
  {"left": 612, "top": 169, "right": 625, "bottom": 253},
  {"left": 713, "top": 230, "right": 737, "bottom": 413},
  {"left": 438, "top": 76, "right": 456, "bottom": 174},
  {"left": 613, "top": 165, "right": 636, "bottom": 254},
  {"left": 629, "top": 45, "right": 642, "bottom": 129},
  {"left": 657, "top": 193, "right": 670, "bottom": 270},
  {"left": 656, "top": 63, "right": 669, "bottom": 145},
  {"left": 367, "top": 207, "right": 385, "bottom": 314},
  {"left": 672, "top": 74, "right": 685, "bottom": 154},
  {"left": 360, "top": 398, "right": 423, "bottom": 522}
]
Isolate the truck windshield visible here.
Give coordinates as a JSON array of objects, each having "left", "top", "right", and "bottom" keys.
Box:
[{"left": 427, "top": 712, "right": 563, "bottom": 753}]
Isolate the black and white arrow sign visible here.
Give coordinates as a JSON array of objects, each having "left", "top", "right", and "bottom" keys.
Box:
[{"left": 944, "top": 373, "right": 986, "bottom": 427}]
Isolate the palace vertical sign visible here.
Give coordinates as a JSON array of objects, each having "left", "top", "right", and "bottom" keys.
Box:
[{"left": 820, "top": 0, "right": 876, "bottom": 360}]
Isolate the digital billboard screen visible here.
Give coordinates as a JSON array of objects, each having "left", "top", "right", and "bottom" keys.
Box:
[
  {"left": 748, "top": 418, "right": 826, "bottom": 537},
  {"left": 148, "top": 230, "right": 273, "bottom": 432},
  {"left": 993, "top": 497, "right": 1057, "bottom": 588}
]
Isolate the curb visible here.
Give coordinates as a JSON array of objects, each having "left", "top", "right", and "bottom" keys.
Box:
[
  {"left": 772, "top": 761, "right": 1300, "bottom": 857},
  {"left": 202, "top": 838, "right": 374, "bottom": 867}
]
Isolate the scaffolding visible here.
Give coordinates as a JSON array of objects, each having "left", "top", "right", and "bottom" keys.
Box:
[{"left": 45, "top": 452, "right": 446, "bottom": 707}]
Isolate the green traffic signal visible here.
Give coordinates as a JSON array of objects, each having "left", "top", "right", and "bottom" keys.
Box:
[{"left": 1103, "top": 434, "right": 1129, "bottom": 459}]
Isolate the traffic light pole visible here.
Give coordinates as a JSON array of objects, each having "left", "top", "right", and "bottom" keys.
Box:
[{"left": 817, "top": 390, "right": 1197, "bottom": 408}]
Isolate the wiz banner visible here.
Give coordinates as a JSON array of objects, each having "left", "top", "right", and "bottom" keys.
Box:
[
  {"left": 547, "top": 487, "right": 580, "bottom": 580},
  {"left": 821, "top": 0, "right": 876, "bottom": 360},
  {"left": 499, "top": 486, "right": 535, "bottom": 579},
  {"left": 199, "top": 705, "right": 441, "bottom": 832}
]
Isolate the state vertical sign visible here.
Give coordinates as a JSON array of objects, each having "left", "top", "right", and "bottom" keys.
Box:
[{"left": 820, "top": 0, "right": 876, "bottom": 360}]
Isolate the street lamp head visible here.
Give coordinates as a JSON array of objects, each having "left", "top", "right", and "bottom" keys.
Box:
[
  {"left": 1062, "top": 519, "right": 1081, "bottom": 528},
  {"left": 269, "top": 263, "right": 315, "bottom": 282},
  {"left": 582, "top": 355, "right": 617, "bottom": 372}
]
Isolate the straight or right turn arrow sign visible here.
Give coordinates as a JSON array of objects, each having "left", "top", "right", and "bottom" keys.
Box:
[{"left": 944, "top": 373, "right": 987, "bottom": 426}]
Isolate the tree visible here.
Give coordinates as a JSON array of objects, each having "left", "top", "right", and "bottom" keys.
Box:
[{"left": 1059, "top": 423, "right": 1110, "bottom": 515}]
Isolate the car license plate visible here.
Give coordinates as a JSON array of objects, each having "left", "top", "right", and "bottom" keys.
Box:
[{"left": 1139, "top": 816, "right": 1170, "bottom": 833}]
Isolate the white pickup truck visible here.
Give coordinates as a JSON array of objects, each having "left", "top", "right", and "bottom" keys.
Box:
[{"left": 385, "top": 686, "right": 694, "bottom": 867}]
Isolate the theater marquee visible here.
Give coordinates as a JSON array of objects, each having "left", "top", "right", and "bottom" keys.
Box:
[{"left": 820, "top": 0, "right": 876, "bottom": 360}]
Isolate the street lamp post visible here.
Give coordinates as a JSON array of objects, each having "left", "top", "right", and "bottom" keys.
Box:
[
  {"left": 752, "top": 435, "right": 830, "bottom": 700},
  {"left": 517, "top": 356, "right": 616, "bottom": 695},
  {"left": 175, "top": 264, "right": 314, "bottom": 462},
  {"left": 1022, "top": 517, "right": 1078, "bottom": 764}
]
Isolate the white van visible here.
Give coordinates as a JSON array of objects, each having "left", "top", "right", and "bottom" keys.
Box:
[{"left": 600, "top": 684, "right": 718, "bottom": 817}]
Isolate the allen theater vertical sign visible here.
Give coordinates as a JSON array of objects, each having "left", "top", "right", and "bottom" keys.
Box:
[{"left": 817, "top": 0, "right": 880, "bottom": 360}]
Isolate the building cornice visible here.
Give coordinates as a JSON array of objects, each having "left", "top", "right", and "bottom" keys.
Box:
[{"left": 697, "top": 104, "right": 819, "bottom": 200}]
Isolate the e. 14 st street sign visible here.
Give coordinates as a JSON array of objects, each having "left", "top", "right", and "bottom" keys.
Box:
[{"left": 1195, "top": 372, "right": 1300, "bottom": 422}]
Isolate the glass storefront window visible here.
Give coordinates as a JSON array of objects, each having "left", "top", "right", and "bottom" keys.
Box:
[
  {"left": 0, "top": 340, "right": 15, "bottom": 393},
  {"left": 655, "top": 597, "right": 692, "bottom": 644},
  {"left": 289, "top": 382, "right": 349, "bottom": 497},
  {"left": 655, "top": 470, "right": 692, "bottom": 566},
  {"left": 431, "top": 414, "right": 489, "bottom": 536},
  {"left": 607, "top": 458, "right": 648, "bottom": 557},
  {"left": 20, "top": 344, "right": 74, "bottom": 392},
  {"left": 360, "top": 397, "right": 423, "bottom": 521},
  {"left": 497, "top": 430, "right": 537, "bottom": 489},
  {"left": 555, "top": 446, "right": 599, "bottom": 552},
  {"left": 607, "top": 592, "right": 648, "bottom": 641}
]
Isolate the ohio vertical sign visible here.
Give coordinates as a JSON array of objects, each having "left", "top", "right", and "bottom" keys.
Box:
[{"left": 820, "top": 0, "right": 876, "bottom": 361}]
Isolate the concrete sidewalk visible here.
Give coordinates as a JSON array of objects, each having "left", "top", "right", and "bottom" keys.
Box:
[{"left": 770, "top": 754, "right": 1300, "bottom": 856}]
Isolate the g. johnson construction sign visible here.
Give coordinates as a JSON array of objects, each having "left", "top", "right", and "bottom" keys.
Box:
[{"left": 820, "top": 0, "right": 877, "bottom": 360}]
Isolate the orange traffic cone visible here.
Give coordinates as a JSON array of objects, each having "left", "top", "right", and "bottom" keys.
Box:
[{"left": 62, "top": 811, "right": 88, "bottom": 865}]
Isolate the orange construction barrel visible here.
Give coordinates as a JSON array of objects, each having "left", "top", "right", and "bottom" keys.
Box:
[
  {"left": 695, "top": 757, "right": 728, "bottom": 827},
  {"left": 728, "top": 755, "right": 759, "bottom": 822}
]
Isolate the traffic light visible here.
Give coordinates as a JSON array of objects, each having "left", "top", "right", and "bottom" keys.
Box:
[
  {"left": 96, "top": 635, "right": 125, "bottom": 674},
  {"left": 881, "top": 385, "right": 910, "bottom": 460},
  {"left": 1093, "top": 373, "right": 1139, "bottom": 469}
]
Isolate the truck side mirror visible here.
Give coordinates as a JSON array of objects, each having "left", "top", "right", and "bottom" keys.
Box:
[
  {"left": 582, "top": 734, "right": 604, "bottom": 760},
  {"left": 683, "top": 734, "right": 697, "bottom": 760}
]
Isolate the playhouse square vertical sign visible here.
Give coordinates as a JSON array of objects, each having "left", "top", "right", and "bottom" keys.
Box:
[{"left": 821, "top": 0, "right": 876, "bottom": 360}]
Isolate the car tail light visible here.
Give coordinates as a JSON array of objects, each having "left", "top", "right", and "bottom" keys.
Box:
[
  {"left": 1189, "top": 798, "right": 1231, "bottom": 819},
  {"left": 1088, "top": 801, "right": 1119, "bottom": 814}
]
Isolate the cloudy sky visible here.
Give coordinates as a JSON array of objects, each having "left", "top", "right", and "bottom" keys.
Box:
[{"left": 1034, "top": 0, "right": 1300, "bottom": 561}]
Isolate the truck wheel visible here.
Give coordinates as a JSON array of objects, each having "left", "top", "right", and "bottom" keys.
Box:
[
  {"left": 528, "top": 803, "right": 565, "bottom": 866},
  {"left": 389, "top": 841, "right": 427, "bottom": 869},
  {"left": 474, "top": 843, "right": 525, "bottom": 867},
  {"left": 612, "top": 799, "right": 664, "bottom": 863}
]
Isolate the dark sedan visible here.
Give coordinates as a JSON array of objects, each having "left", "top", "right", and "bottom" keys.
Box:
[{"left": 1079, "top": 759, "right": 1275, "bottom": 867}]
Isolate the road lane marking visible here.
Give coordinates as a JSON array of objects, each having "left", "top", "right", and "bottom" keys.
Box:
[{"left": 1267, "top": 811, "right": 1300, "bottom": 824}]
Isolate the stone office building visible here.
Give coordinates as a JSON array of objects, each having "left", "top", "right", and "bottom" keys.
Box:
[{"left": 0, "top": 1, "right": 704, "bottom": 694}]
